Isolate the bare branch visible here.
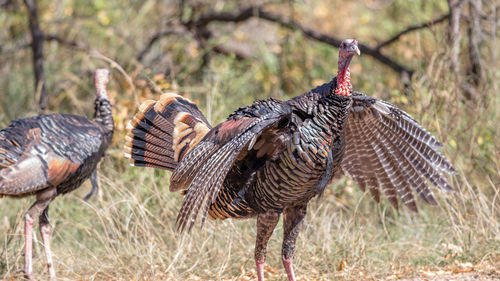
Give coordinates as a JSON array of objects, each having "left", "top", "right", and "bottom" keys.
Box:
[
  {"left": 44, "top": 34, "right": 90, "bottom": 51},
  {"left": 12, "top": 33, "right": 135, "bottom": 94},
  {"left": 23, "top": 0, "right": 47, "bottom": 113},
  {"left": 376, "top": 13, "right": 451, "bottom": 50},
  {"left": 90, "top": 50, "right": 135, "bottom": 92},
  {"left": 190, "top": 6, "right": 414, "bottom": 77},
  {"left": 2, "top": 34, "right": 90, "bottom": 54}
]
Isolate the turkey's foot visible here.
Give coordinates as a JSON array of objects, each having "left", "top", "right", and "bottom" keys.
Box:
[
  {"left": 15, "top": 268, "right": 37, "bottom": 281},
  {"left": 256, "top": 259, "right": 265, "bottom": 281},
  {"left": 282, "top": 256, "right": 296, "bottom": 281}
]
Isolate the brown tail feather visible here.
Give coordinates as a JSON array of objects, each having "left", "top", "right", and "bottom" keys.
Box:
[{"left": 124, "top": 92, "right": 211, "bottom": 171}]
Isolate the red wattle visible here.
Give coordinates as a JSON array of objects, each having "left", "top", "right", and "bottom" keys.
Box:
[{"left": 334, "top": 69, "right": 351, "bottom": 96}]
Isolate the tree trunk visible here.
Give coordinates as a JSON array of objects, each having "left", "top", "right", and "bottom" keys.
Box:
[
  {"left": 467, "top": 0, "right": 483, "bottom": 87},
  {"left": 447, "top": 0, "right": 466, "bottom": 76},
  {"left": 24, "top": 0, "right": 47, "bottom": 113}
]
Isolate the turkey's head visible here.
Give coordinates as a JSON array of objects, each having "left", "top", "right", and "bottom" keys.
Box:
[
  {"left": 339, "top": 39, "right": 360, "bottom": 58},
  {"left": 338, "top": 39, "right": 360, "bottom": 72},
  {"left": 335, "top": 39, "right": 360, "bottom": 96}
]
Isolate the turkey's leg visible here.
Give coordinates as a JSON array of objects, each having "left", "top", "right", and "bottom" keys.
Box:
[
  {"left": 281, "top": 205, "right": 307, "bottom": 281},
  {"left": 83, "top": 169, "right": 99, "bottom": 201},
  {"left": 21, "top": 188, "right": 56, "bottom": 281},
  {"left": 23, "top": 198, "right": 52, "bottom": 280},
  {"left": 255, "top": 210, "right": 280, "bottom": 281},
  {"left": 39, "top": 207, "right": 56, "bottom": 281},
  {"left": 23, "top": 212, "right": 36, "bottom": 281}
]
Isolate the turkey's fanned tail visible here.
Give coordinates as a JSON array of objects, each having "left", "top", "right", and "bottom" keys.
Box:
[{"left": 124, "top": 92, "right": 211, "bottom": 171}]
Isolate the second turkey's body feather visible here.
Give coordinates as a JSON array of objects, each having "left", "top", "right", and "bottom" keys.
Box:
[{"left": 0, "top": 112, "right": 112, "bottom": 196}]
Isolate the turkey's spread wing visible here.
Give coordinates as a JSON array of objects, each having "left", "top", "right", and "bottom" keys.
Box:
[
  {"left": 173, "top": 99, "right": 291, "bottom": 231},
  {"left": 341, "top": 91, "right": 457, "bottom": 211}
]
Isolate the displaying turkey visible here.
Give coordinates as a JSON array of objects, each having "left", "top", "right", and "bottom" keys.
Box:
[
  {"left": 125, "top": 39, "right": 457, "bottom": 281},
  {"left": 0, "top": 69, "right": 114, "bottom": 281}
]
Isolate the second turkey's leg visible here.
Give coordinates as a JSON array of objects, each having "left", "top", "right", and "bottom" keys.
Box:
[
  {"left": 255, "top": 210, "right": 280, "bottom": 281},
  {"left": 23, "top": 211, "right": 36, "bottom": 281},
  {"left": 39, "top": 207, "right": 56, "bottom": 281},
  {"left": 23, "top": 197, "right": 53, "bottom": 281},
  {"left": 281, "top": 205, "right": 307, "bottom": 281},
  {"left": 83, "top": 169, "right": 99, "bottom": 201}
]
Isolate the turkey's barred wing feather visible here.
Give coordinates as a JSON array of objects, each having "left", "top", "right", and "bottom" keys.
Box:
[
  {"left": 373, "top": 104, "right": 456, "bottom": 174},
  {"left": 342, "top": 92, "right": 456, "bottom": 210},
  {"left": 174, "top": 100, "right": 291, "bottom": 231},
  {"left": 370, "top": 113, "right": 439, "bottom": 205},
  {"left": 352, "top": 117, "right": 399, "bottom": 208},
  {"left": 344, "top": 112, "right": 381, "bottom": 202},
  {"left": 170, "top": 98, "right": 287, "bottom": 192},
  {"left": 359, "top": 111, "right": 417, "bottom": 210},
  {"left": 169, "top": 118, "right": 259, "bottom": 192}
]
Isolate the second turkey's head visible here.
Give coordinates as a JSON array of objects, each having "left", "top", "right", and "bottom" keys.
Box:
[{"left": 334, "top": 39, "right": 360, "bottom": 96}]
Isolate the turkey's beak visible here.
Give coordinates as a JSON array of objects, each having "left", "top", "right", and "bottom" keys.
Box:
[
  {"left": 349, "top": 41, "right": 360, "bottom": 56},
  {"left": 355, "top": 46, "right": 361, "bottom": 56}
]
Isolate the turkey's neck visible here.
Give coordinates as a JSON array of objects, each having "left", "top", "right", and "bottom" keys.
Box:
[
  {"left": 94, "top": 98, "right": 114, "bottom": 137},
  {"left": 334, "top": 56, "right": 352, "bottom": 96}
]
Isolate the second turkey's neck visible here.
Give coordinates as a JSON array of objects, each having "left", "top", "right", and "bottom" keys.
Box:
[
  {"left": 94, "top": 98, "right": 114, "bottom": 136},
  {"left": 334, "top": 57, "right": 352, "bottom": 96}
]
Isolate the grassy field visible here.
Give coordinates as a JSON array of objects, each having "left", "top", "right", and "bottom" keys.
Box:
[{"left": 1, "top": 0, "right": 499, "bottom": 280}]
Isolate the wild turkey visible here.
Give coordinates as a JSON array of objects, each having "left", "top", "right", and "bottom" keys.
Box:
[
  {"left": 125, "top": 39, "right": 457, "bottom": 281},
  {"left": 0, "top": 69, "right": 114, "bottom": 281}
]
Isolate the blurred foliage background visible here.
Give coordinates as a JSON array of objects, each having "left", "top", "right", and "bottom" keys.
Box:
[{"left": 0, "top": 0, "right": 499, "bottom": 280}]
